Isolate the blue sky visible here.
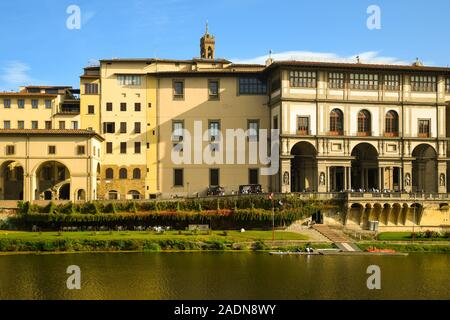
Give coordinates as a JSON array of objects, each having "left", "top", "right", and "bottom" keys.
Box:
[{"left": 0, "top": 0, "right": 449, "bottom": 91}]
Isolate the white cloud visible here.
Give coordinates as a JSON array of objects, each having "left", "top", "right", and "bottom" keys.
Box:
[
  {"left": 0, "top": 61, "right": 34, "bottom": 85},
  {"left": 233, "top": 50, "right": 413, "bottom": 65}
]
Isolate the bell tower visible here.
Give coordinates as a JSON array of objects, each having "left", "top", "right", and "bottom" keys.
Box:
[{"left": 200, "top": 22, "right": 215, "bottom": 59}]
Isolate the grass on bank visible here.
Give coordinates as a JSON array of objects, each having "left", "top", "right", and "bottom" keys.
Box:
[
  {"left": 377, "top": 232, "right": 450, "bottom": 241},
  {"left": 0, "top": 230, "right": 309, "bottom": 242},
  {"left": 357, "top": 242, "right": 450, "bottom": 253}
]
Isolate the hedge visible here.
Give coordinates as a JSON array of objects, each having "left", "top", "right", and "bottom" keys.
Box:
[
  {"left": 16, "top": 196, "right": 337, "bottom": 215},
  {"left": 7, "top": 208, "right": 313, "bottom": 230}
]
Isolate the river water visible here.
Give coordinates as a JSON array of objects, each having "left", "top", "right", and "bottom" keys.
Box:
[{"left": 0, "top": 252, "right": 448, "bottom": 300}]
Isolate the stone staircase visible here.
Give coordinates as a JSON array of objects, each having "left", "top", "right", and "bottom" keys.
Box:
[{"left": 312, "top": 225, "right": 361, "bottom": 252}]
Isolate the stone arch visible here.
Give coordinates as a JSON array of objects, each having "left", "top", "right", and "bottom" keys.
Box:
[
  {"left": 329, "top": 108, "right": 344, "bottom": 134},
  {"left": 133, "top": 168, "right": 141, "bottom": 180},
  {"left": 119, "top": 168, "right": 128, "bottom": 179},
  {"left": 105, "top": 168, "right": 114, "bottom": 179},
  {"left": 351, "top": 143, "right": 379, "bottom": 191},
  {"left": 34, "top": 161, "right": 71, "bottom": 201},
  {"left": 385, "top": 110, "right": 399, "bottom": 136},
  {"left": 128, "top": 190, "right": 141, "bottom": 200},
  {"left": 77, "top": 189, "right": 86, "bottom": 201},
  {"left": 290, "top": 141, "right": 317, "bottom": 192},
  {"left": 357, "top": 109, "right": 372, "bottom": 136},
  {"left": 412, "top": 144, "right": 437, "bottom": 193},
  {"left": 0, "top": 160, "right": 25, "bottom": 200},
  {"left": 108, "top": 190, "right": 119, "bottom": 200}
]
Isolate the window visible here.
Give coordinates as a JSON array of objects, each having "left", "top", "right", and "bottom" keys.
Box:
[
  {"left": 134, "top": 142, "right": 141, "bottom": 154},
  {"left": 105, "top": 168, "right": 114, "bottom": 179},
  {"left": 31, "top": 121, "right": 38, "bottom": 129},
  {"left": 418, "top": 119, "right": 431, "bottom": 137},
  {"left": 88, "top": 105, "right": 95, "bottom": 114},
  {"left": 18, "top": 99, "right": 25, "bottom": 109},
  {"left": 44, "top": 121, "right": 51, "bottom": 129},
  {"left": 248, "top": 120, "right": 259, "bottom": 141},
  {"left": 208, "top": 80, "right": 219, "bottom": 100},
  {"left": 239, "top": 78, "right": 267, "bottom": 95},
  {"left": 133, "top": 168, "right": 141, "bottom": 179},
  {"left": 210, "top": 168, "right": 219, "bottom": 186},
  {"left": 411, "top": 76, "right": 436, "bottom": 92},
  {"left": 384, "top": 75, "right": 400, "bottom": 91},
  {"left": 134, "top": 122, "right": 141, "bottom": 134},
  {"left": 290, "top": 71, "right": 316, "bottom": 88},
  {"left": 446, "top": 78, "right": 450, "bottom": 93},
  {"left": 297, "top": 116, "right": 309, "bottom": 135},
  {"left": 120, "top": 103, "right": 127, "bottom": 112},
  {"left": 328, "top": 73, "right": 344, "bottom": 89},
  {"left": 103, "top": 122, "right": 115, "bottom": 133},
  {"left": 59, "top": 121, "right": 65, "bottom": 129},
  {"left": 385, "top": 111, "right": 399, "bottom": 136},
  {"left": 6, "top": 145, "right": 15, "bottom": 155},
  {"left": 3, "top": 121, "right": 10, "bottom": 129},
  {"left": 119, "top": 168, "right": 127, "bottom": 179},
  {"left": 18, "top": 121, "right": 25, "bottom": 129},
  {"left": 120, "top": 122, "right": 127, "bottom": 133},
  {"left": 108, "top": 190, "right": 119, "bottom": 200},
  {"left": 120, "top": 142, "right": 127, "bottom": 154},
  {"left": 117, "top": 75, "right": 141, "bottom": 86},
  {"left": 271, "top": 77, "right": 281, "bottom": 92},
  {"left": 106, "top": 102, "right": 113, "bottom": 111},
  {"left": 77, "top": 145, "right": 86, "bottom": 155},
  {"left": 208, "top": 120, "right": 220, "bottom": 141},
  {"left": 48, "top": 145, "right": 56, "bottom": 154},
  {"left": 45, "top": 100, "right": 52, "bottom": 109},
  {"left": 31, "top": 99, "right": 38, "bottom": 109},
  {"left": 173, "top": 80, "right": 184, "bottom": 99},
  {"left": 134, "top": 103, "right": 141, "bottom": 111},
  {"left": 84, "top": 83, "right": 99, "bottom": 94},
  {"left": 249, "top": 169, "right": 259, "bottom": 185},
  {"left": 174, "top": 169, "right": 184, "bottom": 186},
  {"left": 3, "top": 99, "right": 11, "bottom": 108},
  {"left": 357, "top": 110, "right": 371, "bottom": 135},
  {"left": 71, "top": 121, "right": 78, "bottom": 130},
  {"left": 273, "top": 116, "right": 278, "bottom": 130},
  {"left": 350, "top": 73, "right": 379, "bottom": 90},
  {"left": 172, "top": 121, "right": 184, "bottom": 141},
  {"left": 329, "top": 109, "right": 344, "bottom": 134},
  {"left": 106, "top": 142, "right": 113, "bottom": 154}
]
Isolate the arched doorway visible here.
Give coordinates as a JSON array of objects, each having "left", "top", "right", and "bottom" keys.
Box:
[
  {"left": 351, "top": 143, "right": 379, "bottom": 191},
  {"left": 291, "top": 142, "right": 317, "bottom": 192},
  {"left": 412, "top": 144, "right": 437, "bottom": 193},
  {"left": 128, "top": 190, "right": 141, "bottom": 200},
  {"left": 77, "top": 189, "right": 86, "bottom": 201},
  {"left": 0, "top": 161, "right": 24, "bottom": 200},
  {"left": 35, "top": 161, "right": 71, "bottom": 200}
]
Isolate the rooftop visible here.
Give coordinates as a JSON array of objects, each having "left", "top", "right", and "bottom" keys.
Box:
[{"left": 0, "top": 129, "right": 104, "bottom": 141}]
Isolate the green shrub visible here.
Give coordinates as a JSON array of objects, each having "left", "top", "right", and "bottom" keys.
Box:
[{"left": 253, "top": 240, "right": 268, "bottom": 251}]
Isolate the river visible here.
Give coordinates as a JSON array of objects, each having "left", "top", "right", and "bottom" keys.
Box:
[{"left": 0, "top": 252, "right": 448, "bottom": 300}]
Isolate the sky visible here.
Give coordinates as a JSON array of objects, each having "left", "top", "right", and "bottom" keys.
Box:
[{"left": 0, "top": 0, "right": 449, "bottom": 91}]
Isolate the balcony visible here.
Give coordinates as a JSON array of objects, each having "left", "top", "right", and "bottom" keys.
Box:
[
  {"left": 356, "top": 131, "right": 371, "bottom": 137},
  {"left": 56, "top": 103, "right": 80, "bottom": 115},
  {"left": 384, "top": 131, "right": 399, "bottom": 137},
  {"left": 296, "top": 129, "right": 311, "bottom": 136},
  {"left": 418, "top": 132, "right": 430, "bottom": 138},
  {"left": 328, "top": 131, "right": 344, "bottom": 136}
]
